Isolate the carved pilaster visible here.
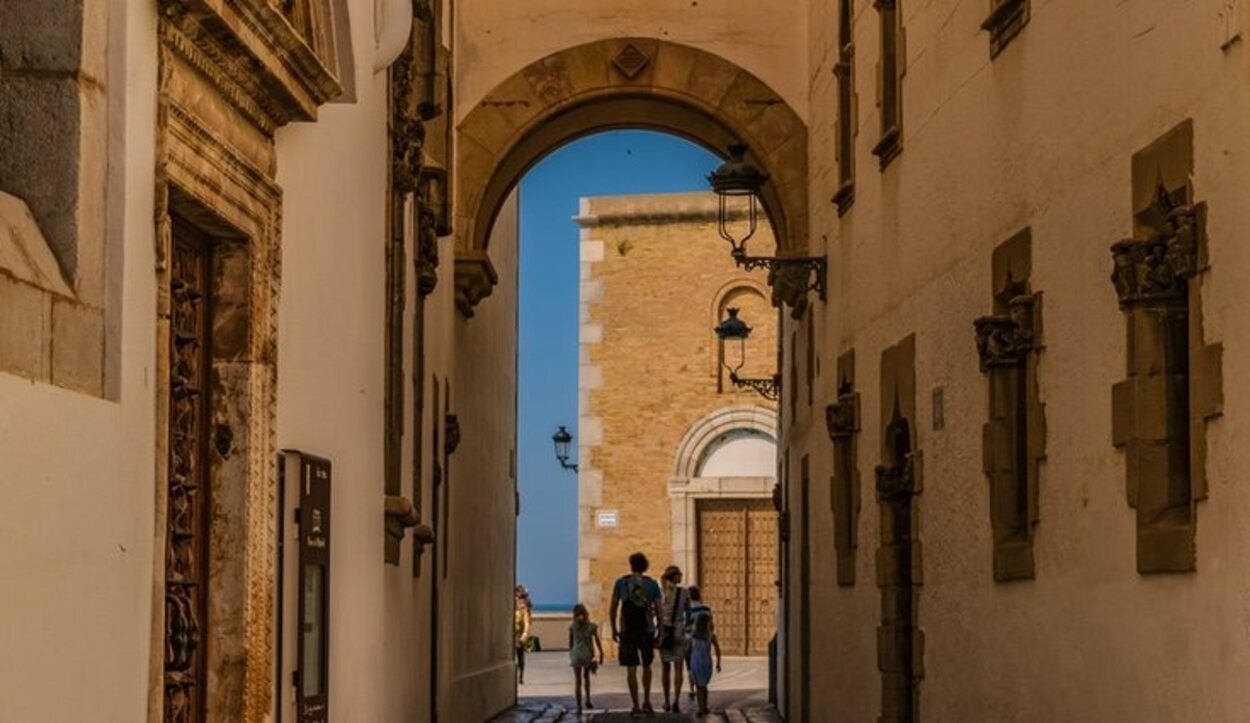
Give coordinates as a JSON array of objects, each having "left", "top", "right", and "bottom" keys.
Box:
[
  {"left": 1110, "top": 137, "right": 1217, "bottom": 573},
  {"left": 976, "top": 230, "right": 1044, "bottom": 582},
  {"left": 826, "top": 350, "right": 861, "bottom": 586}
]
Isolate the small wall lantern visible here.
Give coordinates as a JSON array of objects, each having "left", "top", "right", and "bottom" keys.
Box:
[
  {"left": 551, "top": 426, "right": 579, "bottom": 472},
  {"left": 708, "top": 144, "right": 828, "bottom": 308},
  {"left": 714, "top": 308, "right": 782, "bottom": 401}
]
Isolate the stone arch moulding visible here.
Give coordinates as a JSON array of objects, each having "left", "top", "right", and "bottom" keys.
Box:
[
  {"left": 668, "top": 404, "right": 779, "bottom": 583},
  {"left": 672, "top": 404, "right": 779, "bottom": 480},
  {"left": 454, "top": 38, "right": 809, "bottom": 313}
]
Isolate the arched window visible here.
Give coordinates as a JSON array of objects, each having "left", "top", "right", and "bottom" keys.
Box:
[{"left": 710, "top": 280, "right": 777, "bottom": 393}]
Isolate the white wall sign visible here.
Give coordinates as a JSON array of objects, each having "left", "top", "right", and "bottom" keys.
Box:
[{"left": 596, "top": 510, "right": 619, "bottom": 528}]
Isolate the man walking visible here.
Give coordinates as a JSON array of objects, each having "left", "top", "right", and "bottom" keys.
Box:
[{"left": 609, "top": 552, "right": 662, "bottom": 715}]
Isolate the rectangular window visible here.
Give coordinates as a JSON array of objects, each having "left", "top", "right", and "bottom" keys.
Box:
[
  {"left": 833, "top": 0, "right": 857, "bottom": 213},
  {"left": 981, "top": 0, "right": 1030, "bottom": 58},
  {"left": 872, "top": 0, "right": 904, "bottom": 169}
]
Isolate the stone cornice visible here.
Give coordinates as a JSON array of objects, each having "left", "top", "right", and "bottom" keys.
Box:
[
  {"left": 574, "top": 207, "right": 749, "bottom": 228},
  {"left": 159, "top": 0, "right": 343, "bottom": 133}
]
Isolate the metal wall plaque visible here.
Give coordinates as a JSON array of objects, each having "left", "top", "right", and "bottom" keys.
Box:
[{"left": 596, "top": 510, "right": 619, "bottom": 529}]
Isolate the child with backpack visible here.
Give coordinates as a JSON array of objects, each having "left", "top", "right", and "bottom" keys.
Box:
[
  {"left": 685, "top": 586, "right": 722, "bottom": 717},
  {"left": 568, "top": 603, "right": 605, "bottom": 714}
]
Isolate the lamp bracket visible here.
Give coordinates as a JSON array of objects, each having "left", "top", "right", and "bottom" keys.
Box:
[
  {"left": 731, "top": 372, "right": 783, "bottom": 402},
  {"left": 733, "top": 252, "right": 828, "bottom": 303}
]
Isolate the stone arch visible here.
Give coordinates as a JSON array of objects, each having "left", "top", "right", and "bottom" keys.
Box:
[
  {"left": 456, "top": 38, "right": 808, "bottom": 259},
  {"left": 668, "top": 403, "right": 778, "bottom": 584},
  {"left": 671, "top": 404, "right": 778, "bottom": 480},
  {"left": 710, "top": 277, "right": 770, "bottom": 320}
]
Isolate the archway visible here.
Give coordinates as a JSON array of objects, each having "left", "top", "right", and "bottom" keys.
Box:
[{"left": 454, "top": 38, "right": 808, "bottom": 313}]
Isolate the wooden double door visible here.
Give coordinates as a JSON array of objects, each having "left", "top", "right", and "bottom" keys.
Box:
[{"left": 696, "top": 498, "right": 778, "bottom": 656}]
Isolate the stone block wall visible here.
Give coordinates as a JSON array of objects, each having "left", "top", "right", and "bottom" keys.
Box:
[{"left": 0, "top": 0, "right": 110, "bottom": 396}]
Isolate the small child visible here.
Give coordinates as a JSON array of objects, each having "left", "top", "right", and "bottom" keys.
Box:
[
  {"left": 685, "top": 586, "right": 722, "bottom": 717},
  {"left": 568, "top": 603, "right": 605, "bottom": 714}
]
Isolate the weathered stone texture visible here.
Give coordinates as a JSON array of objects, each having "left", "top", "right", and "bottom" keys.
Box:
[{"left": 0, "top": 273, "right": 52, "bottom": 382}]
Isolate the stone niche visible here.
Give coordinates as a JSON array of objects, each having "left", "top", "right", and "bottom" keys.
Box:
[
  {"left": 0, "top": 0, "right": 111, "bottom": 396},
  {"left": 825, "top": 349, "right": 861, "bottom": 586},
  {"left": 874, "top": 334, "right": 923, "bottom": 723},
  {"left": 974, "top": 230, "right": 1045, "bottom": 582},
  {"left": 1110, "top": 120, "right": 1222, "bottom": 574}
]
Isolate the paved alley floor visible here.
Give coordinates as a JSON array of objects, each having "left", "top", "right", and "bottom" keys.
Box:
[{"left": 494, "top": 652, "right": 778, "bottom": 721}]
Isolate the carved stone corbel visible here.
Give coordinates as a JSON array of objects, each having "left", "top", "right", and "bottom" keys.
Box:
[
  {"left": 416, "top": 168, "right": 448, "bottom": 296},
  {"left": 454, "top": 251, "right": 499, "bottom": 317},
  {"left": 385, "top": 495, "right": 436, "bottom": 556},
  {"left": 769, "top": 261, "right": 814, "bottom": 319},
  {"left": 825, "top": 391, "right": 860, "bottom": 440},
  {"left": 973, "top": 293, "right": 1036, "bottom": 371},
  {"left": 1110, "top": 197, "right": 1203, "bottom": 309},
  {"left": 444, "top": 414, "right": 461, "bottom": 456}
]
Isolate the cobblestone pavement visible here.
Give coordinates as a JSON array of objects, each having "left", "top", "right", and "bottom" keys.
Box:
[
  {"left": 492, "top": 701, "right": 782, "bottom": 722},
  {"left": 492, "top": 652, "right": 781, "bottom": 722}
]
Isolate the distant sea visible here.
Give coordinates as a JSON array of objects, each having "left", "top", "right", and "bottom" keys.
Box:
[{"left": 533, "top": 603, "right": 575, "bottom": 613}]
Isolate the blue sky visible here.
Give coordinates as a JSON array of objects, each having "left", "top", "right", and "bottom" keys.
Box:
[{"left": 517, "top": 130, "right": 721, "bottom": 608}]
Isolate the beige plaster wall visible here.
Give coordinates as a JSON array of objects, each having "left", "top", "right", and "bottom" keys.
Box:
[
  {"left": 0, "top": 2, "right": 159, "bottom": 720},
  {"left": 445, "top": 189, "right": 521, "bottom": 722},
  {"left": 576, "top": 192, "right": 777, "bottom": 640},
  {"left": 453, "top": 0, "right": 810, "bottom": 121},
  {"left": 273, "top": 0, "right": 420, "bottom": 716},
  {"left": 790, "top": 0, "right": 1250, "bottom": 720}
]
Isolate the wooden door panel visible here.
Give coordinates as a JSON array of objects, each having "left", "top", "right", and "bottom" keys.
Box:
[
  {"left": 746, "top": 502, "right": 778, "bottom": 656},
  {"left": 697, "top": 499, "right": 778, "bottom": 657},
  {"left": 698, "top": 501, "right": 748, "bottom": 655}
]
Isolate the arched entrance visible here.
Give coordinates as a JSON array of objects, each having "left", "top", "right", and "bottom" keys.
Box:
[
  {"left": 668, "top": 405, "right": 778, "bottom": 656},
  {"left": 450, "top": 39, "right": 803, "bottom": 719},
  {"left": 453, "top": 38, "right": 809, "bottom": 316}
]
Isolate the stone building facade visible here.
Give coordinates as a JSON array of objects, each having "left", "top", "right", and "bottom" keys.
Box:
[
  {"left": 2, "top": 1, "right": 1250, "bottom": 722},
  {"left": 575, "top": 192, "right": 779, "bottom": 657}
]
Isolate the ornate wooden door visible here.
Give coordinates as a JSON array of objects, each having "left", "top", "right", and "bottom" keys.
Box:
[
  {"left": 697, "top": 499, "right": 778, "bottom": 656},
  {"left": 164, "top": 222, "right": 212, "bottom": 723}
]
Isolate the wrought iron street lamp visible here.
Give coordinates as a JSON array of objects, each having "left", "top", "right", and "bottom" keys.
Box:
[
  {"left": 714, "top": 308, "right": 782, "bottom": 402},
  {"left": 551, "top": 425, "right": 578, "bottom": 472},
  {"left": 708, "top": 144, "right": 827, "bottom": 305}
]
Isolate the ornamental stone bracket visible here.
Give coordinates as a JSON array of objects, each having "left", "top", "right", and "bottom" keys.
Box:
[
  {"left": 973, "top": 293, "right": 1038, "bottom": 371},
  {"left": 1110, "top": 196, "right": 1204, "bottom": 309},
  {"left": 385, "top": 494, "right": 436, "bottom": 555},
  {"left": 454, "top": 251, "right": 498, "bottom": 318},
  {"left": 158, "top": 0, "right": 344, "bottom": 133}
]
